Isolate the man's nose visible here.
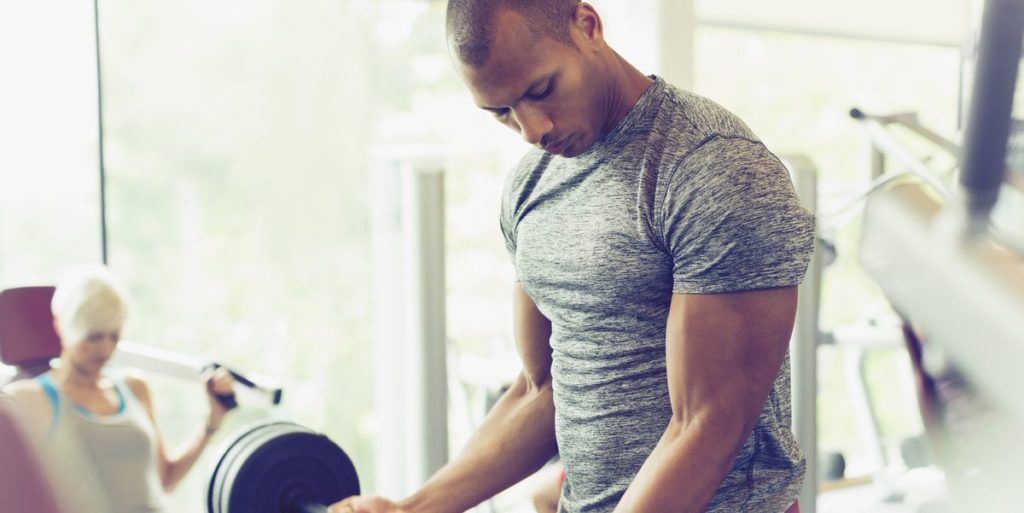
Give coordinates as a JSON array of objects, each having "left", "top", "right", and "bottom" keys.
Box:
[{"left": 513, "top": 106, "right": 553, "bottom": 147}]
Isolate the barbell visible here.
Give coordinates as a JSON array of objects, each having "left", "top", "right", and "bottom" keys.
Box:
[{"left": 206, "top": 422, "right": 361, "bottom": 513}]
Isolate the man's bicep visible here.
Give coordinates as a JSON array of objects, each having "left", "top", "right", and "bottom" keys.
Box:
[
  {"left": 513, "top": 283, "right": 553, "bottom": 389},
  {"left": 665, "top": 288, "right": 797, "bottom": 421}
]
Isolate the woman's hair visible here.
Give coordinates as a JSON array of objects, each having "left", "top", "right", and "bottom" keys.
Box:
[{"left": 50, "top": 266, "right": 130, "bottom": 344}]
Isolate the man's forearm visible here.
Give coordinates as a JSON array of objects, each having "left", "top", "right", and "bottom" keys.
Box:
[
  {"left": 613, "top": 411, "right": 753, "bottom": 513},
  {"left": 400, "top": 373, "right": 558, "bottom": 513}
]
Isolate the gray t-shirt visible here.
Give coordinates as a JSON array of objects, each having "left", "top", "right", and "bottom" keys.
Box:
[{"left": 500, "top": 77, "right": 815, "bottom": 513}]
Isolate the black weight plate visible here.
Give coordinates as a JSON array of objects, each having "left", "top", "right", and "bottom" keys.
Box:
[
  {"left": 207, "top": 422, "right": 360, "bottom": 513},
  {"left": 229, "top": 427, "right": 360, "bottom": 513},
  {"left": 213, "top": 423, "right": 360, "bottom": 513},
  {"left": 216, "top": 423, "right": 288, "bottom": 513},
  {"left": 208, "top": 423, "right": 270, "bottom": 513}
]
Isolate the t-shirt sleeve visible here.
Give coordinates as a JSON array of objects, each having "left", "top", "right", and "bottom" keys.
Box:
[
  {"left": 499, "top": 169, "right": 518, "bottom": 262},
  {"left": 661, "top": 135, "right": 815, "bottom": 294}
]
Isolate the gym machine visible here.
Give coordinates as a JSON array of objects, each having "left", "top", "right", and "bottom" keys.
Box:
[
  {"left": 857, "top": 0, "right": 1024, "bottom": 424},
  {"left": 854, "top": 0, "right": 1024, "bottom": 508}
]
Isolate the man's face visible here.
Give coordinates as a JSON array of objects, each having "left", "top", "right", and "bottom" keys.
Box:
[{"left": 455, "top": 8, "right": 607, "bottom": 158}]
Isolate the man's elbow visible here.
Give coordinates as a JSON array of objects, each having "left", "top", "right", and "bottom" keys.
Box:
[
  {"left": 668, "top": 405, "right": 757, "bottom": 448},
  {"left": 519, "top": 364, "right": 552, "bottom": 392}
]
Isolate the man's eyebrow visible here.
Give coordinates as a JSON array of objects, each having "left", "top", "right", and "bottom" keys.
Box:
[{"left": 479, "top": 76, "right": 549, "bottom": 112}]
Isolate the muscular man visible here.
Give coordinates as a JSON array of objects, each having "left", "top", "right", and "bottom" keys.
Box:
[{"left": 333, "top": 2, "right": 814, "bottom": 512}]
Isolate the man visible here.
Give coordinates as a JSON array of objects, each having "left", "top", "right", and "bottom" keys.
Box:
[{"left": 332, "top": 1, "right": 813, "bottom": 512}]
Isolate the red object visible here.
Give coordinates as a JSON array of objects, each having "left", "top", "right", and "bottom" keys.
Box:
[
  {"left": 0, "top": 287, "right": 62, "bottom": 367},
  {"left": 785, "top": 502, "right": 800, "bottom": 513}
]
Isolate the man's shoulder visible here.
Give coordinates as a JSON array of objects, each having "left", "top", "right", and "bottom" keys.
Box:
[
  {"left": 655, "top": 82, "right": 760, "bottom": 145},
  {"left": 119, "top": 372, "right": 152, "bottom": 406}
]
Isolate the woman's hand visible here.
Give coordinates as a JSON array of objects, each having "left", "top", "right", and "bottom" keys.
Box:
[{"left": 203, "top": 367, "right": 236, "bottom": 432}]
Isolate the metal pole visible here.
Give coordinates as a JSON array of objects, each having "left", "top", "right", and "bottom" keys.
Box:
[
  {"left": 293, "top": 501, "right": 328, "bottom": 513},
  {"left": 370, "top": 151, "right": 450, "bottom": 495},
  {"left": 92, "top": 0, "right": 109, "bottom": 264},
  {"left": 786, "top": 155, "right": 820, "bottom": 513},
  {"left": 402, "top": 164, "right": 449, "bottom": 486},
  {"left": 959, "top": 0, "right": 1024, "bottom": 232}
]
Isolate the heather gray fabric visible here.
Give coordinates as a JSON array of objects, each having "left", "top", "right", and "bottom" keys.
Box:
[{"left": 500, "top": 77, "right": 815, "bottom": 513}]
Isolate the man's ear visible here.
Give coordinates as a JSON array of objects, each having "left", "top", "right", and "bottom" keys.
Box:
[{"left": 570, "top": 3, "right": 605, "bottom": 51}]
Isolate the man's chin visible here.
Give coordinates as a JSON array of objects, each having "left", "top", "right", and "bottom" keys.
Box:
[
  {"left": 560, "top": 145, "right": 589, "bottom": 159},
  {"left": 562, "top": 136, "right": 601, "bottom": 158}
]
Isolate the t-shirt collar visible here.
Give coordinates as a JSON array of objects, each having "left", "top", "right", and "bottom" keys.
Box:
[{"left": 573, "top": 75, "right": 665, "bottom": 162}]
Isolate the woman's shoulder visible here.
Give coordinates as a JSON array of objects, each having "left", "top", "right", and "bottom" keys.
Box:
[
  {"left": 0, "top": 377, "right": 53, "bottom": 433},
  {"left": 2, "top": 377, "right": 47, "bottom": 401},
  {"left": 115, "top": 370, "right": 152, "bottom": 406}
]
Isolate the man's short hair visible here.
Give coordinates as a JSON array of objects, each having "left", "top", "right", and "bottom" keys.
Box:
[{"left": 446, "top": 0, "right": 581, "bottom": 67}]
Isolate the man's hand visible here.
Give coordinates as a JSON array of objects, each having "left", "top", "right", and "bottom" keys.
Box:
[{"left": 328, "top": 496, "right": 407, "bottom": 513}]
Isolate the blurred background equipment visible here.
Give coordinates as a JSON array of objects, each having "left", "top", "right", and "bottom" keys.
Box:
[{"left": 855, "top": 0, "right": 1024, "bottom": 511}]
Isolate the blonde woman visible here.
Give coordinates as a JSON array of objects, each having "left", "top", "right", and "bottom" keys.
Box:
[{"left": 3, "top": 266, "right": 235, "bottom": 513}]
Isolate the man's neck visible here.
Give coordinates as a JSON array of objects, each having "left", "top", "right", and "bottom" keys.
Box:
[{"left": 600, "top": 51, "right": 654, "bottom": 135}]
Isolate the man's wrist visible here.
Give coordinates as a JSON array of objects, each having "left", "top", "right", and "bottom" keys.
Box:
[
  {"left": 396, "top": 494, "right": 420, "bottom": 513},
  {"left": 399, "top": 485, "right": 475, "bottom": 513},
  {"left": 397, "top": 490, "right": 434, "bottom": 513}
]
